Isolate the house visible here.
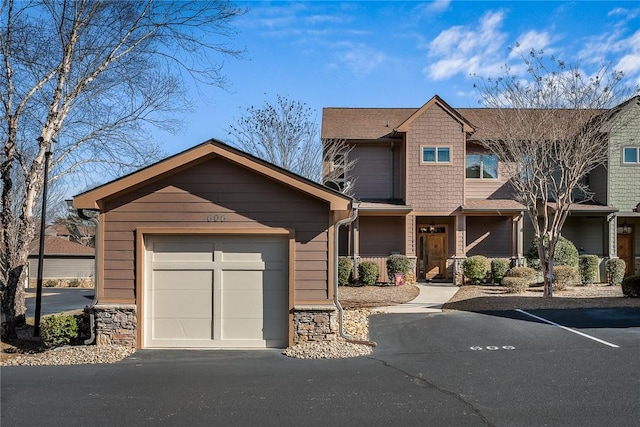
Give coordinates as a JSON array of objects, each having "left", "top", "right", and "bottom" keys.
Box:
[
  {"left": 73, "top": 139, "right": 354, "bottom": 349},
  {"left": 321, "top": 95, "right": 640, "bottom": 284},
  {"left": 27, "top": 234, "right": 95, "bottom": 287}
]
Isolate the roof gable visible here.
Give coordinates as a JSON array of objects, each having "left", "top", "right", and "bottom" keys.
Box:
[
  {"left": 74, "top": 139, "right": 352, "bottom": 211},
  {"left": 395, "top": 95, "right": 475, "bottom": 134}
]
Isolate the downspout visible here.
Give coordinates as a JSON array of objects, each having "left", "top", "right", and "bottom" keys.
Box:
[
  {"left": 78, "top": 208, "right": 99, "bottom": 345},
  {"left": 333, "top": 201, "right": 376, "bottom": 347}
]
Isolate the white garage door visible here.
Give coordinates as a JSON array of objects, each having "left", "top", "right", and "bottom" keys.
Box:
[{"left": 144, "top": 235, "right": 288, "bottom": 348}]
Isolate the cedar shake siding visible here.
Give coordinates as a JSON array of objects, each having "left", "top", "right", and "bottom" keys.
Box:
[
  {"left": 407, "top": 103, "right": 466, "bottom": 213},
  {"left": 101, "top": 157, "right": 330, "bottom": 302},
  {"left": 358, "top": 216, "right": 405, "bottom": 256}
]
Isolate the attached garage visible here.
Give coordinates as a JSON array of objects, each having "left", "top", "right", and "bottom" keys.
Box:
[{"left": 73, "top": 140, "right": 353, "bottom": 349}]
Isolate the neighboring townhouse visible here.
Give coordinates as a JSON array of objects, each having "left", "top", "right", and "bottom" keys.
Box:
[{"left": 321, "top": 95, "right": 640, "bottom": 284}]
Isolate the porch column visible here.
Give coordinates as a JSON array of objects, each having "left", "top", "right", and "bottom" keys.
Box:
[
  {"left": 608, "top": 214, "right": 617, "bottom": 258},
  {"left": 512, "top": 214, "right": 525, "bottom": 266},
  {"left": 453, "top": 214, "right": 466, "bottom": 285}
]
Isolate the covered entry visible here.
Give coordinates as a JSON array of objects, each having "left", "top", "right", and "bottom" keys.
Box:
[{"left": 144, "top": 234, "right": 288, "bottom": 348}]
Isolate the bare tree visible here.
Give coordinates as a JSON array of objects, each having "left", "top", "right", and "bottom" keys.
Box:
[
  {"left": 321, "top": 138, "right": 357, "bottom": 197},
  {"left": 1, "top": 0, "right": 245, "bottom": 337},
  {"left": 473, "top": 49, "right": 638, "bottom": 297},
  {"left": 227, "top": 95, "right": 323, "bottom": 181}
]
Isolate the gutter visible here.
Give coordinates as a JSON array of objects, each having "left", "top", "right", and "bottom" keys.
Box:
[
  {"left": 77, "top": 208, "right": 99, "bottom": 345},
  {"left": 333, "top": 201, "right": 377, "bottom": 347}
]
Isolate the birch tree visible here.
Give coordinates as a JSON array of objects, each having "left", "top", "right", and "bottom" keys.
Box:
[
  {"left": 1, "top": 0, "right": 244, "bottom": 337},
  {"left": 473, "top": 49, "right": 638, "bottom": 297}
]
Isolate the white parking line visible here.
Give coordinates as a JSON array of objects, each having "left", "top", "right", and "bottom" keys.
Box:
[{"left": 515, "top": 309, "right": 620, "bottom": 348}]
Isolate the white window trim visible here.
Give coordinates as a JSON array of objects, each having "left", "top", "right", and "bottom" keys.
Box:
[
  {"left": 622, "top": 146, "right": 640, "bottom": 165},
  {"left": 420, "top": 145, "right": 452, "bottom": 164}
]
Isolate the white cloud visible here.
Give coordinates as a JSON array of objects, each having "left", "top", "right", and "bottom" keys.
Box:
[
  {"left": 425, "top": 10, "right": 508, "bottom": 80},
  {"left": 426, "top": 0, "right": 451, "bottom": 13},
  {"left": 510, "top": 30, "right": 552, "bottom": 57},
  {"left": 332, "top": 42, "right": 386, "bottom": 76}
]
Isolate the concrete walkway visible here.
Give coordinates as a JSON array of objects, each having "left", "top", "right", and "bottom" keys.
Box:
[{"left": 371, "top": 282, "right": 459, "bottom": 314}]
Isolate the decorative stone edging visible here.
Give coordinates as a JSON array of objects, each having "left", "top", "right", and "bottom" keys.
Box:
[{"left": 91, "top": 305, "right": 137, "bottom": 348}]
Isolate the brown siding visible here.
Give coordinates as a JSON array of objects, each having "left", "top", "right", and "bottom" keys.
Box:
[
  {"left": 101, "top": 157, "right": 330, "bottom": 302},
  {"left": 465, "top": 143, "right": 515, "bottom": 199},
  {"left": 466, "top": 216, "right": 512, "bottom": 257},
  {"left": 561, "top": 217, "right": 607, "bottom": 256},
  {"left": 350, "top": 144, "right": 393, "bottom": 200},
  {"left": 359, "top": 216, "right": 405, "bottom": 256},
  {"left": 407, "top": 104, "right": 465, "bottom": 212}
]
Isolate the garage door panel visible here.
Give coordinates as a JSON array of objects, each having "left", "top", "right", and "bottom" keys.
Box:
[
  {"left": 153, "top": 289, "right": 212, "bottom": 319},
  {"left": 152, "top": 319, "right": 211, "bottom": 340},
  {"left": 221, "top": 240, "right": 285, "bottom": 263},
  {"left": 152, "top": 241, "right": 214, "bottom": 261},
  {"left": 152, "top": 270, "right": 211, "bottom": 291}
]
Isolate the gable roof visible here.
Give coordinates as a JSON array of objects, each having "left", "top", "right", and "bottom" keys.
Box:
[
  {"left": 29, "top": 236, "right": 94, "bottom": 256},
  {"left": 74, "top": 139, "right": 353, "bottom": 211},
  {"left": 321, "top": 95, "right": 475, "bottom": 140},
  {"left": 395, "top": 95, "right": 475, "bottom": 134}
]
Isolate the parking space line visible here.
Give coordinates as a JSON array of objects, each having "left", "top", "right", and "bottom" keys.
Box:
[{"left": 515, "top": 309, "right": 619, "bottom": 348}]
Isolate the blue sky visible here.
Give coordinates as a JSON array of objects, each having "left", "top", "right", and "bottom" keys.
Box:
[{"left": 154, "top": 0, "right": 640, "bottom": 155}]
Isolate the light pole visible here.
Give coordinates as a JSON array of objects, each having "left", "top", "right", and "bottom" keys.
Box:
[{"left": 33, "top": 137, "right": 55, "bottom": 337}]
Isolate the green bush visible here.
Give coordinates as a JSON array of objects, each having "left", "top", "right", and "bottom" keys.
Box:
[
  {"left": 505, "top": 267, "right": 536, "bottom": 282},
  {"left": 40, "top": 314, "right": 79, "bottom": 348},
  {"left": 338, "top": 257, "right": 353, "bottom": 286},
  {"left": 527, "top": 235, "right": 579, "bottom": 270},
  {"left": 621, "top": 275, "right": 640, "bottom": 297},
  {"left": 463, "top": 255, "right": 489, "bottom": 285},
  {"left": 44, "top": 279, "right": 58, "bottom": 288},
  {"left": 578, "top": 255, "right": 599, "bottom": 286},
  {"left": 68, "top": 278, "right": 81, "bottom": 288},
  {"left": 358, "top": 261, "right": 379, "bottom": 286},
  {"left": 606, "top": 258, "right": 626, "bottom": 286},
  {"left": 552, "top": 266, "right": 579, "bottom": 291},
  {"left": 386, "top": 255, "right": 412, "bottom": 282},
  {"left": 501, "top": 277, "right": 529, "bottom": 293},
  {"left": 491, "top": 258, "right": 511, "bottom": 283}
]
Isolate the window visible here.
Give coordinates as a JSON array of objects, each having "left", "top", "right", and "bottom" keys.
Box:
[
  {"left": 466, "top": 154, "right": 498, "bottom": 179},
  {"left": 421, "top": 146, "right": 450, "bottom": 164},
  {"left": 623, "top": 147, "right": 640, "bottom": 164}
]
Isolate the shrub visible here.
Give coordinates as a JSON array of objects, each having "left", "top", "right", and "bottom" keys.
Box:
[
  {"left": 505, "top": 267, "right": 536, "bottom": 282},
  {"left": 621, "top": 275, "right": 640, "bottom": 298},
  {"left": 358, "top": 261, "right": 379, "bottom": 286},
  {"left": 44, "top": 279, "right": 58, "bottom": 288},
  {"left": 463, "top": 255, "right": 489, "bottom": 285},
  {"left": 578, "top": 255, "right": 599, "bottom": 286},
  {"left": 526, "top": 235, "right": 579, "bottom": 270},
  {"left": 491, "top": 258, "right": 511, "bottom": 283},
  {"left": 501, "top": 277, "right": 529, "bottom": 293},
  {"left": 338, "top": 257, "right": 353, "bottom": 286},
  {"left": 606, "top": 258, "right": 626, "bottom": 286},
  {"left": 552, "top": 266, "right": 579, "bottom": 291},
  {"left": 40, "top": 314, "right": 79, "bottom": 348},
  {"left": 68, "top": 278, "right": 81, "bottom": 288},
  {"left": 386, "top": 255, "right": 412, "bottom": 282}
]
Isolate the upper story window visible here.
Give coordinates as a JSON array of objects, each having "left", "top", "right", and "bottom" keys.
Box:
[
  {"left": 466, "top": 154, "right": 498, "bottom": 179},
  {"left": 421, "top": 146, "right": 450, "bottom": 164},
  {"left": 623, "top": 147, "right": 640, "bottom": 164}
]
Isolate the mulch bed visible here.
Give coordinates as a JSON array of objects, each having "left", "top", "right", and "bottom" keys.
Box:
[{"left": 338, "top": 283, "right": 420, "bottom": 309}]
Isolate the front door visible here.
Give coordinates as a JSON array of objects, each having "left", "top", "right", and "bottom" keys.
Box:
[
  {"left": 618, "top": 232, "right": 633, "bottom": 276},
  {"left": 417, "top": 229, "right": 447, "bottom": 280}
]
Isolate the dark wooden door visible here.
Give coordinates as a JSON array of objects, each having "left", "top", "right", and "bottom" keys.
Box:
[
  {"left": 425, "top": 234, "right": 446, "bottom": 279},
  {"left": 617, "top": 233, "right": 633, "bottom": 276}
]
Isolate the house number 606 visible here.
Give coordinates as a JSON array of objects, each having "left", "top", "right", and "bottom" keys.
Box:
[{"left": 207, "top": 214, "right": 226, "bottom": 222}]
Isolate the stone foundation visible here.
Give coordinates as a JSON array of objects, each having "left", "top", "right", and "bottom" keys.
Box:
[
  {"left": 91, "top": 305, "right": 137, "bottom": 348},
  {"left": 452, "top": 257, "right": 465, "bottom": 286},
  {"left": 293, "top": 306, "right": 337, "bottom": 343}
]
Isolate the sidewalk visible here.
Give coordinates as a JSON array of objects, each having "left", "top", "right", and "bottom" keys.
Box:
[{"left": 371, "top": 282, "right": 459, "bottom": 314}]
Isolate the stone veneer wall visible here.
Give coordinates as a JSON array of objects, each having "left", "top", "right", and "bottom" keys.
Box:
[
  {"left": 293, "top": 306, "right": 337, "bottom": 343},
  {"left": 92, "top": 305, "right": 137, "bottom": 347}
]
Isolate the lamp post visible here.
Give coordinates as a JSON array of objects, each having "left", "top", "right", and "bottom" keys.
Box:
[{"left": 33, "top": 138, "right": 55, "bottom": 337}]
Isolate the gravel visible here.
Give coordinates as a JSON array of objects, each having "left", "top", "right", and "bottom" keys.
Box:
[{"left": 2, "top": 309, "right": 375, "bottom": 365}]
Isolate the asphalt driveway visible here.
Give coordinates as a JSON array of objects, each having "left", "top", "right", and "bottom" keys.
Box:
[{"left": 2, "top": 307, "right": 639, "bottom": 426}]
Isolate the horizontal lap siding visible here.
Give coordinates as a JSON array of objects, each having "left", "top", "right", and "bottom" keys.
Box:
[
  {"left": 466, "top": 217, "right": 512, "bottom": 257},
  {"left": 101, "top": 156, "right": 329, "bottom": 302},
  {"left": 351, "top": 144, "right": 393, "bottom": 200},
  {"left": 465, "top": 143, "right": 514, "bottom": 199},
  {"left": 359, "top": 216, "right": 405, "bottom": 256}
]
